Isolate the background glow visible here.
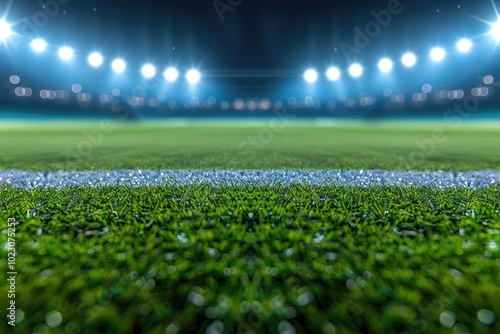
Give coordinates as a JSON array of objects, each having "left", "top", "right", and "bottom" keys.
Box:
[
  {"left": 141, "top": 64, "right": 156, "bottom": 78},
  {"left": 186, "top": 69, "right": 201, "bottom": 84},
  {"left": 88, "top": 52, "right": 104, "bottom": 68},
  {"left": 456, "top": 38, "right": 472, "bottom": 53},
  {"left": 490, "top": 22, "right": 500, "bottom": 41},
  {"left": 31, "top": 38, "right": 47, "bottom": 53},
  {"left": 111, "top": 58, "right": 126, "bottom": 73},
  {"left": 0, "top": 20, "right": 12, "bottom": 41},
  {"left": 348, "top": 63, "right": 363, "bottom": 78},
  {"left": 58, "top": 47, "right": 74, "bottom": 61},
  {"left": 1, "top": 15, "right": 499, "bottom": 102},
  {"left": 378, "top": 58, "right": 393, "bottom": 73},
  {"left": 326, "top": 67, "right": 341, "bottom": 81},
  {"left": 401, "top": 52, "right": 417, "bottom": 67},
  {"left": 430, "top": 47, "right": 446, "bottom": 62},
  {"left": 164, "top": 67, "right": 179, "bottom": 82},
  {"left": 304, "top": 69, "right": 318, "bottom": 83}
]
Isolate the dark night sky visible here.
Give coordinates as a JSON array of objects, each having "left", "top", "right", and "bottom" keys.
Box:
[
  {"left": 6, "top": 0, "right": 494, "bottom": 70},
  {"left": 1, "top": 0, "right": 499, "bottom": 104}
]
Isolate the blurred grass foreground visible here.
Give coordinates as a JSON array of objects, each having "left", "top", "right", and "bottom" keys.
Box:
[{"left": 0, "top": 120, "right": 499, "bottom": 171}]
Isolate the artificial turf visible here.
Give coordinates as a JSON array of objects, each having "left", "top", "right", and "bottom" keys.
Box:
[
  {"left": 1, "top": 185, "right": 499, "bottom": 333},
  {"left": 0, "top": 121, "right": 499, "bottom": 171},
  {"left": 1, "top": 121, "right": 499, "bottom": 333}
]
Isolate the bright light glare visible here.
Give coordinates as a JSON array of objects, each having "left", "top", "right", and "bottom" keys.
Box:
[
  {"left": 31, "top": 38, "right": 47, "bottom": 53},
  {"left": 0, "top": 20, "right": 12, "bottom": 41},
  {"left": 378, "top": 58, "right": 393, "bottom": 73},
  {"left": 58, "top": 47, "right": 74, "bottom": 61},
  {"left": 456, "top": 38, "right": 472, "bottom": 53},
  {"left": 430, "top": 47, "right": 446, "bottom": 62},
  {"left": 88, "top": 52, "right": 103, "bottom": 67},
  {"left": 326, "top": 67, "right": 341, "bottom": 81},
  {"left": 304, "top": 69, "right": 318, "bottom": 83},
  {"left": 186, "top": 69, "right": 201, "bottom": 84},
  {"left": 141, "top": 64, "right": 156, "bottom": 78},
  {"left": 164, "top": 67, "right": 179, "bottom": 82},
  {"left": 111, "top": 58, "right": 126, "bottom": 73},
  {"left": 401, "top": 52, "right": 417, "bottom": 68},
  {"left": 490, "top": 22, "right": 500, "bottom": 41},
  {"left": 348, "top": 63, "right": 363, "bottom": 78}
]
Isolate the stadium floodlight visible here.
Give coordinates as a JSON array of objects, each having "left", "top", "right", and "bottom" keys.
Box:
[
  {"left": 326, "top": 67, "right": 341, "bottom": 81},
  {"left": 0, "top": 19, "right": 12, "bottom": 41},
  {"left": 186, "top": 69, "right": 201, "bottom": 84},
  {"left": 490, "top": 21, "right": 500, "bottom": 41},
  {"left": 88, "top": 52, "right": 103, "bottom": 68},
  {"left": 430, "top": 47, "right": 446, "bottom": 62},
  {"left": 304, "top": 69, "right": 318, "bottom": 83},
  {"left": 378, "top": 58, "right": 393, "bottom": 73},
  {"left": 31, "top": 38, "right": 47, "bottom": 53},
  {"left": 456, "top": 38, "right": 472, "bottom": 53},
  {"left": 348, "top": 63, "right": 363, "bottom": 78},
  {"left": 401, "top": 52, "right": 417, "bottom": 68},
  {"left": 141, "top": 64, "right": 156, "bottom": 79},
  {"left": 58, "top": 47, "right": 74, "bottom": 61},
  {"left": 163, "top": 67, "right": 179, "bottom": 82},
  {"left": 111, "top": 58, "right": 126, "bottom": 73}
]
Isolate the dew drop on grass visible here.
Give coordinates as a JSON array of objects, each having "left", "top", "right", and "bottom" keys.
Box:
[
  {"left": 439, "top": 311, "right": 456, "bottom": 328},
  {"left": 326, "top": 252, "right": 337, "bottom": 261},
  {"left": 205, "top": 307, "right": 218, "bottom": 319},
  {"left": 38, "top": 268, "right": 53, "bottom": 280},
  {"left": 33, "top": 323, "right": 50, "bottom": 334},
  {"left": 206, "top": 320, "right": 224, "bottom": 334},
  {"left": 15, "top": 309, "right": 25, "bottom": 324},
  {"left": 323, "top": 323, "right": 336, "bottom": 334},
  {"left": 278, "top": 320, "right": 296, "bottom": 334},
  {"left": 313, "top": 233, "right": 324, "bottom": 244},
  {"left": 165, "top": 323, "right": 179, "bottom": 334},
  {"left": 251, "top": 301, "right": 262, "bottom": 313},
  {"left": 177, "top": 233, "right": 188, "bottom": 244},
  {"left": 477, "top": 309, "right": 496, "bottom": 325},
  {"left": 346, "top": 279, "right": 356, "bottom": 291},
  {"left": 240, "top": 301, "right": 250, "bottom": 313},
  {"left": 448, "top": 268, "right": 464, "bottom": 280},
  {"left": 296, "top": 291, "right": 314, "bottom": 306},
  {"left": 453, "top": 323, "right": 470, "bottom": 334},
  {"left": 208, "top": 248, "right": 218, "bottom": 258},
  {"left": 45, "top": 310, "right": 63, "bottom": 328},
  {"left": 187, "top": 291, "right": 205, "bottom": 307}
]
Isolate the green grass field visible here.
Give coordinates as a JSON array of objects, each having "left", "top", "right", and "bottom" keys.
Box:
[
  {"left": 0, "top": 121, "right": 499, "bottom": 171},
  {"left": 1, "top": 185, "right": 499, "bottom": 333},
  {"left": 0, "top": 121, "right": 499, "bottom": 333}
]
